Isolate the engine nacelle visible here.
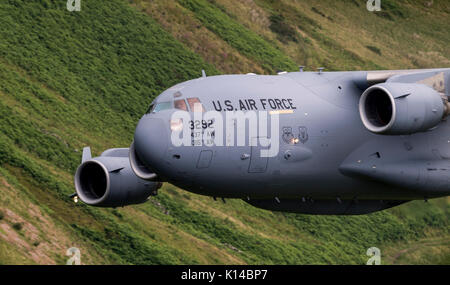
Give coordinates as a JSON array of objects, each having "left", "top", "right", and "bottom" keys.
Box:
[
  {"left": 74, "top": 148, "right": 161, "bottom": 207},
  {"left": 359, "top": 83, "right": 445, "bottom": 135},
  {"left": 129, "top": 140, "right": 158, "bottom": 181}
]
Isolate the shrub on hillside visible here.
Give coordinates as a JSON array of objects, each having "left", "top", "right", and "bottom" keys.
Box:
[{"left": 269, "top": 14, "right": 298, "bottom": 43}]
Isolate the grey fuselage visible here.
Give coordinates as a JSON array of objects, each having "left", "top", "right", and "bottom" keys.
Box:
[{"left": 133, "top": 70, "right": 450, "bottom": 202}]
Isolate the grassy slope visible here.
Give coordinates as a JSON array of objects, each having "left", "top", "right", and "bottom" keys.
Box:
[
  {"left": 136, "top": 0, "right": 450, "bottom": 72},
  {"left": 0, "top": 0, "right": 448, "bottom": 264}
]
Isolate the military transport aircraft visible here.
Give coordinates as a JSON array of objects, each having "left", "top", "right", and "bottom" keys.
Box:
[{"left": 73, "top": 68, "right": 450, "bottom": 214}]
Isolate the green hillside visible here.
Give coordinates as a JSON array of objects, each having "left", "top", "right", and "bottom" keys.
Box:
[{"left": 0, "top": 0, "right": 448, "bottom": 264}]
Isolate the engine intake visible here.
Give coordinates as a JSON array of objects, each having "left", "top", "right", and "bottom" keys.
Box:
[
  {"left": 359, "top": 83, "right": 446, "bottom": 135},
  {"left": 76, "top": 160, "right": 109, "bottom": 202},
  {"left": 74, "top": 149, "right": 161, "bottom": 207}
]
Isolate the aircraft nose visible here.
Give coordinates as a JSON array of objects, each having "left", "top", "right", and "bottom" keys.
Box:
[{"left": 133, "top": 117, "right": 168, "bottom": 169}]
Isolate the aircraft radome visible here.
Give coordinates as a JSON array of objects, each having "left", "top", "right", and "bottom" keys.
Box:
[{"left": 73, "top": 68, "right": 450, "bottom": 215}]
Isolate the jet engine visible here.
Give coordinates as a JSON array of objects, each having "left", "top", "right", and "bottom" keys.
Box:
[
  {"left": 129, "top": 141, "right": 158, "bottom": 181},
  {"left": 359, "top": 82, "right": 447, "bottom": 135},
  {"left": 74, "top": 148, "right": 161, "bottom": 207}
]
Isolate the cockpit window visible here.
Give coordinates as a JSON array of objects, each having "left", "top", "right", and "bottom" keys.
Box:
[
  {"left": 187, "top": 97, "right": 205, "bottom": 112},
  {"left": 145, "top": 98, "right": 203, "bottom": 114},
  {"left": 151, "top": 102, "right": 172, "bottom": 113},
  {"left": 174, "top": 99, "right": 188, "bottom": 111},
  {"left": 146, "top": 103, "right": 155, "bottom": 114}
]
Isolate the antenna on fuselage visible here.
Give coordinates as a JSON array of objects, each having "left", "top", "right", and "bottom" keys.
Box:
[{"left": 201, "top": 69, "right": 206, "bottom": 78}]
